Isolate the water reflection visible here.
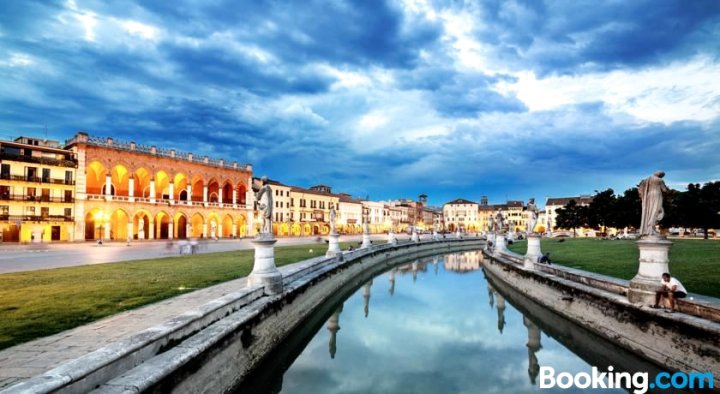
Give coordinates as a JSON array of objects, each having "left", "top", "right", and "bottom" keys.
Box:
[{"left": 237, "top": 251, "right": 639, "bottom": 393}]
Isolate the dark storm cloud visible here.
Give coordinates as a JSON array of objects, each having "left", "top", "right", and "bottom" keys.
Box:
[{"left": 468, "top": 0, "right": 720, "bottom": 74}]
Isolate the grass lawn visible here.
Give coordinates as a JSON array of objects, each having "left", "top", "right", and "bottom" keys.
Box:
[
  {"left": 0, "top": 243, "right": 346, "bottom": 351},
  {"left": 507, "top": 238, "right": 720, "bottom": 298}
]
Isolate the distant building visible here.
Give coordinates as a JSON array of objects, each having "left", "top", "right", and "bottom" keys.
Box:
[
  {"left": 545, "top": 195, "right": 594, "bottom": 236},
  {"left": 443, "top": 198, "right": 479, "bottom": 232}
]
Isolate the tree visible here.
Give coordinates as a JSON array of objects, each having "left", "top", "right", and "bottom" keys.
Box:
[
  {"left": 675, "top": 182, "right": 720, "bottom": 239},
  {"left": 555, "top": 199, "right": 589, "bottom": 237},
  {"left": 587, "top": 188, "right": 616, "bottom": 234},
  {"left": 613, "top": 187, "right": 641, "bottom": 231}
]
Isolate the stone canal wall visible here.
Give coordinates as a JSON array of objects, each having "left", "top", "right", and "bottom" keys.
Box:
[
  {"left": 3, "top": 238, "right": 483, "bottom": 394},
  {"left": 483, "top": 251, "right": 720, "bottom": 389}
]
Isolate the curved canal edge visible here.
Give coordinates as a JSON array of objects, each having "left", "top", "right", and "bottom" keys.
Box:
[
  {"left": 2, "top": 238, "right": 484, "bottom": 394},
  {"left": 483, "top": 250, "right": 720, "bottom": 390}
]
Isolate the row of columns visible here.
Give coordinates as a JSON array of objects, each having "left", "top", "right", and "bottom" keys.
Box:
[
  {"left": 103, "top": 175, "right": 245, "bottom": 207},
  {"left": 98, "top": 220, "right": 241, "bottom": 240}
]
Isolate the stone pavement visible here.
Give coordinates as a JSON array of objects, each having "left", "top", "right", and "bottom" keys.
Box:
[{"left": 0, "top": 274, "right": 253, "bottom": 389}]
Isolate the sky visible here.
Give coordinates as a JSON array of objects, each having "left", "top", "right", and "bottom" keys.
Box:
[{"left": 1, "top": 0, "right": 719, "bottom": 207}]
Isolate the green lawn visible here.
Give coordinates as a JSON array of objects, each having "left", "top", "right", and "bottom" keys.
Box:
[
  {"left": 0, "top": 243, "right": 341, "bottom": 351},
  {"left": 507, "top": 238, "right": 720, "bottom": 298}
]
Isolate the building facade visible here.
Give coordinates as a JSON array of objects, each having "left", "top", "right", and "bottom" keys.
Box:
[
  {"left": 443, "top": 198, "right": 479, "bottom": 232},
  {"left": 0, "top": 137, "right": 77, "bottom": 242}
]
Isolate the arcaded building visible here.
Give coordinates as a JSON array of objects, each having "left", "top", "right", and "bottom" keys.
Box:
[{"left": 65, "top": 132, "right": 254, "bottom": 242}]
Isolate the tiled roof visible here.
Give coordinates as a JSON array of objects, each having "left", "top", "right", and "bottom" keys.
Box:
[{"left": 445, "top": 198, "right": 478, "bottom": 205}]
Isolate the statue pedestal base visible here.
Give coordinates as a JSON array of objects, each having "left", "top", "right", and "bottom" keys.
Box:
[
  {"left": 627, "top": 236, "right": 672, "bottom": 304},
  {"left": 411, "top": 230, "right": 419, "bottom": 243},
  {"left": 326, "top": 232, "right": 342, "bottom": 259},
  {"left": 493, "top": 233, "right": 507, "bottom": 257},
  {"left": 524, "top": 234, "right": 542, "bottom": 269},
  {"left": 432, "top": 231, "right": 439, "bottom": 241},
  {"left": 361, "top": 232, "right": 372, "bottom": 249},
  {"left": 486, "top": 233, "right": 495, "bottom": 251},
  {"left": 456, "top": 230, "right": 462, "bottom": 239},
  {"left": 387, "top": 231, "right": 397, "bottom": 245},
  {"left": 248, "top": 236, "right": 283, "bottom": 295}
]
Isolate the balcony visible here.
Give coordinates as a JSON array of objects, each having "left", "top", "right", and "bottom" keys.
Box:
[
  {"left": 0, "top": 152, "right": 77, "bottom": 168},
  {"left": 83, "top": 194, "right": 250, "bottom": 210},
  {"left": 0, "top": 173, "right": 75, "bottom": 185},
  {"left": 0, "top": 214, "right": 74, "bottom": 222},
  {"left": 0, "top": 194, "right": 74, "bottom": 203}
]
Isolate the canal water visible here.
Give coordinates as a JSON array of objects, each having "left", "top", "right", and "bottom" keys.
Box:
[{"left": 238, "top": 250, "right": 660, "bottom": 393}]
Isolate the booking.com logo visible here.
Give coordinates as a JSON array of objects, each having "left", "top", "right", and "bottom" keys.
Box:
[{"left": 539, "top": 366, "right": 714, "bottom": 393}]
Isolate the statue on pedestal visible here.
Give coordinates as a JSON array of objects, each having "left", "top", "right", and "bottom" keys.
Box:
[
  {"left": 329, "top": 205, "right": 337, "bottom": 234},
  {"left": 494, "top": 210, "right": 506, "bottom": 233},
  {"left": 138, "top": 217, "right": 145, "bottom": 239},
  {"left": 254, "top": 176, "right": 273, "bottom": 238},
  {"left": 638, "top": 171, "right": 668, "bottom": 237},
  {"left": 526, "top": 198, "right": 538, "bottom": 233}
]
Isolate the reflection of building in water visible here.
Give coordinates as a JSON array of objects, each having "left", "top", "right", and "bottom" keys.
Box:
[
  {"left": 363, "top": 280, "right": 373, "bottom": 318},
  {"left": 496, "top": 293, "right": 506, "bottom": 334},
  {"left": 388, "top": 269, "right": 396, "bottom": 296},
  {"left": 487, "top": 284, "right": 495, "bottom": 308},
  {"left": 327, "top": 304, "right": 344, "bottom": 359},
  {"left": 524, "top": 316, "right": 542, "bottom": 384},
  {"left": 443, "top": 251, "right": 483, "bottom": 272},
  {"left": 412, "top": 261, "right": 418, "bottom": 283},
  {"left": 433, "top": 256, "right": 439, "bottom": 275}
]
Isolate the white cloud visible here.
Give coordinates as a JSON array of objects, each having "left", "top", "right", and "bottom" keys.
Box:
[
  {"left": 121, "top": 20, "right": 160, "bottom": 41},
  {"left": 498, "top": 56, "right": 720, "bottom": 124}
]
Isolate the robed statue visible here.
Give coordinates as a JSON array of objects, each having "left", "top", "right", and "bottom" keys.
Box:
[
  {"left": 329, "top": 205, "right": 337, "bottom": 234},
  {"left": 526, "top": 198, "right": 538, "bottom": 233},
  {"left": 638, "top": 171, "right": 668, "bottom": 237},
  {"left": 494, "top": 210, "right": 506, "bottom": 232},
  {"left": 254, "top": 176, "right": 273, "bottom": 237}
]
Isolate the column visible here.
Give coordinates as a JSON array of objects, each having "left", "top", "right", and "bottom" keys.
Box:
[
  {"left": 186, "top": 185, "right": 192, "bottom": 205},
  {"left": 126, "top": 222, "right": 133, "bottom": 243},
  {"left": 232, "top": 223, "right": 237, "bottom": 238},
  {"left": 103, "top": 221, "right": 110, "bottom": 240},
  {"left": 128, "top": 178, "right": 135, "bottom": 202},
  {"left": 149, "top": 220, "right": 155, "bottom": 240},
  {"left": 232, "top": 189, "right": 237, "bottom": 208},
  {"left": 218, "top": 191, "right": 223, "bottom": 208},
  {"left": 104, "top": 174, "right": 112, "bottom": 200},
  {"left": 203, "top": 186, "right": 208, "bottom": 204},
  {"left": 202, "top": 221, "right": 208, "bottom": 238},
  {"left": 168, "top": 222, "right": 174, "bottom": 240},
  {"left": 218, "top": 224, "right": 223, "bottom": 239},
  {"left": 169, "top": 183, "right": 174, "bottom": 204},
  {"left": 149, "top": 179, "right": 156, "bottom": 204},
  {"left": 186, "top": 223, "right": 191, "bottom": 239}
]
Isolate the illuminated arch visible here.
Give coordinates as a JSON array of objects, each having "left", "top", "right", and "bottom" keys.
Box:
[
  {"left": 133, "top": 209, "right": 151, "bottom": 240},
  {"left": 110, "top": 208, "right": 129, "bottom": 241},
  {"left": 155, "top": 211, "right": 171, "bottom": 239},
  {"left": 174, "top": 212, "right": 188, "bottom": 239},
  {"left": 206, "top": 212, "right": 221, "bottom": 238},
  {"left": 174, "top": 173, "right": 188, "bottom": 201},
  {"left": 86, "top": 161, "right": 107, "bottom": 195},
  {"left": 236, "top": 214, "right": 247, "bottom": 237},
  {"left": 222, "top": 214, "right": 233, "bottom": 238},
  {"left": 155, "top": 170, "right": 170, "bottom": 200},
  {"left": 111, "top": 164, "right": 130, "bottom": 197},
  {"left": 134, "top": 168, "right": 152, "bottom": 198},
  {"left": 291, "top": 223, "right": 301, "bottom": 236},
  {"left": 191, "top": 175, "right": 204, "bottom": 202},
  {"left": 190, "top": 212, "right": 204, "bottom": 238},
  {"left": 222, "top": 181, "right": 233, "bottom": 204},
  {"left": 84, "top": 208, "right": 104, "bottom": 240},
  {"left": 236, "top": 182, "right": 247, "bottom": 205},
  {"left": 207, "top": 178, "right": 220, "bottom": 203}
]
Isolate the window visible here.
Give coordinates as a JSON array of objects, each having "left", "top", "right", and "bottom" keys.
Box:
[
  {"left": 25, "top": 206, "right": 35, "bottom": 214},
  {"left": 26, "top": 166, "right": 37, "bottom": 182},
  {"left": 300, "top": 199, "right": 306, "bottom": 208},
  {"left": 26, "top": 187, "right": 36, "bottom": 201},
  {"left": 41, "top": 188, "right": 50, "bottom": 202},
  {"left": 291, "top": 198, "right": 294, "bottom": 207},
  {"left": 0, "top": 164, "right": 9, "bottom": 179},
  {"left": 0, "top": 205, "right": 8, "bottom": 215},
  {"left": 42, "top": 168, "right": 50, "bottom": 183},
  {"left": 64, "top": 208, "right": 72, "bottom": 217},
  {"left": 65, "top": 171, "right": 73, "bottom": 185},
  {"left": 40, "top": 207, "right": 49, "bottom": 218},
  {"left": 64, "top": 190, "right": 73, "bottom": 202},
  {"left": 0, "top": 185, "right": 9, "bottom": 199},
  {"left": 286, "top": 191, "right": 289, "bottom": 197}
]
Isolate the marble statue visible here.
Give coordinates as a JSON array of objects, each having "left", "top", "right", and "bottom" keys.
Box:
[
  {"left": 526, "top": 198, "right": 538, "bottom": 233},
  {"left": 254, "top": 176, "right": 273, "bottom": 237},
  {"left": 489, "top": 215, "right": 495, "bottom": 232},
  {"left": 138, "top": 217, "right": 145, "bottom": 239},
  {"left": 329, "top": 205, "right": 337, "bottom": 234},
  {"left": 495, "top": 210, "right": 506, "bottom": 232},
  {"left": 638, "top": 171, "right": 668, "bottom": 237}
]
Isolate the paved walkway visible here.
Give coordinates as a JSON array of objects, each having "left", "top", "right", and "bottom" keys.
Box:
[{"left": 0, "top": 234, "right": 406, "bottom": 389}]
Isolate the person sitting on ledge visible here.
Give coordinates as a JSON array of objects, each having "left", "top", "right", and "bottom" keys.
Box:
[
  {"left": 652, "top": 273, "right": 687, "bottom": 313},
  {"left": 538, "top": 252, "right": 552, "bottom": 265}
]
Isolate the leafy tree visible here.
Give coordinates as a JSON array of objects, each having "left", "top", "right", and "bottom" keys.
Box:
[
  {"left": 675, "top": 182, "right": 720, "bottom": 239},
  {"left": 554, "top": 199, "right": 589, "bottom": 237},
  {"left": 588, "top": 188, "right": 616, "bottom": 234},
  {"left": 613, "top": 188, "right": 641, "bottom": 231}
]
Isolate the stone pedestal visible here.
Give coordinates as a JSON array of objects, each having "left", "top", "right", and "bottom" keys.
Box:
[
  {"left": 361, "top": 232, "right": 372, "bottom": 249},
  {"left": 411, "top": 229, "right": 419, "bottom": 243},
  {"left": 326, "top": 232, "right": 342, "bottom": 259},
  {"left": 387, "top": 231, "right": 397, "bottom": 245},
  {"left": 432, "top": 230, "right": 439, "bottom": 241},
  {"left": 248, "top": 236, "right": 283, "bottom": 295},
  {"left": 456, "top": 230, "right": 462, "bottom": 239},
  {"left": 628, "top": 237, "right": 671, "bottom": 304},
  {"left": 524, "top": 234, "right": 542, "bottom": 269},
  {"left": 493, "top": 233, "right": 507, "bottom": 257}
]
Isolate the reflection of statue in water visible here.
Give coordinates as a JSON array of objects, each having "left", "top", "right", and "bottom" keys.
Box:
[
  {"left": 362, "top": 280, "right": 372, "bottom": 318},
  {"left": 496, "top": 293, "right": 506, "bottom": 334},
  {"left": 254, "top": 176, "right": 273, "bottom": 238},
  {"left": 524, "top": 316, "right": 542, "bottom": 385},
  {"left": 326, "top": 304, "right": 343, "bottom": 359},
  {"left": 526, "top": 198, "right": 538, "bottom": 233},
  {"left": 638, "top": 171, "right": 668, "bottom": 237},
  {"left": 329, "top": 205, "right": 337, "bottom": 234}
]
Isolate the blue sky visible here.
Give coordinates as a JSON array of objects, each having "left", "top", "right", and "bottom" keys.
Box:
[{"left": 1, "top": 0, "right": 719, "bottom": 206}]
